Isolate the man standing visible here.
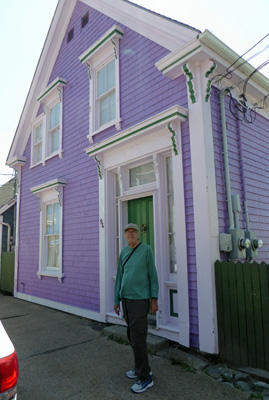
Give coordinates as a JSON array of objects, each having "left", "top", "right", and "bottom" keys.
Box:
[{"left": 114, "top": 223, "right": 159, "bottom": 394}]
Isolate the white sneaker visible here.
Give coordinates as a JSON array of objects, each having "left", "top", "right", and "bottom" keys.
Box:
[{"left": 131, "top": 376, "right": 154, "bottom": 393}]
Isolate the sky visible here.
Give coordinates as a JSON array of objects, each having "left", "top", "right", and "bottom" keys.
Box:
[{"left": 0, "top": 0, "right": 268, "bottom": 186}]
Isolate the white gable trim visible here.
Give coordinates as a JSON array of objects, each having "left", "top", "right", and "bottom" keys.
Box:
[
  {"left": 81, "top": 0, "right": 199, "bottom": 51},
  {"left": 7, "top": 0, "right": 76, "bottom": 165}
]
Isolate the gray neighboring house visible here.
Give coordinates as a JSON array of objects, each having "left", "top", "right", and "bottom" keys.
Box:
[{"left": 0, "top": 178, "right": 16, "bottom": 293}]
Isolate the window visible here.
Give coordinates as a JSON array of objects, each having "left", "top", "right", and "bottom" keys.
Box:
[
  {"left": 67, "top": 28, "right": 74, "bottom": 43},
  {"left": 45, "top": 202, "right": 60, "bottom": 268},
  {"left": 31, "top": 115, "right": 44, "bottom": 166},
  {"left": 32, "top": 78, "right": 66, "bottom": 167},
  {"left": 30, "top": 179, "right": 67, "bottom": 282},
  {"left": 166, "top": 156, "right": 177, "bottom": 273},
  {"left": 81, "top": 12, "right": 89, "bottom": 28},
  {"left": 79, "top": 25, "right": 124, "bottom": 142},
  {"left": 97, "top": 59, "right": 116, "bottom": 126},
  {"left": 129, "top": 162, "right": 156, "bottom": 187}
]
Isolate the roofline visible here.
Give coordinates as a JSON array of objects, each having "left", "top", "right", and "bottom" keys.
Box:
[{"left": 198, "top": 30, "right": 269, "bottom": 92}]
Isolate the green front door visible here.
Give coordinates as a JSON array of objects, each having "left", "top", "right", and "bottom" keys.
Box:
[{"left": 128, "top": 196, "right": 154, "bottom": 254}]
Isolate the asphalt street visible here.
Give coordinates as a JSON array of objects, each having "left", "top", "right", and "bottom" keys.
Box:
[{"left": 0, "top": 294, "right": 250, "bottom": 400}]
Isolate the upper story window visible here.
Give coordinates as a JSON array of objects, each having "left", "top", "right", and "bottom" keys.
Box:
[
  {"left": 31, "top": 77, "right": 66, "bottom": 167},
  {"left": 79, "top": 25, "right": 124, "bottom": 143},
  {"left": 32, "top": 115, "right": 44, "bottom": 165}
]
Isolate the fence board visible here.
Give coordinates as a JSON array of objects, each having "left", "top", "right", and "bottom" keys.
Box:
[
  {"left": 227, "top": 261, "right": 241, "bottom": 364},
  {"left": 221, "top": 262, "right": 233, "bottom": 361},
  {"left": 215, "top": 261, "right": 226, "bottom": 357},
  {"left": 215, "top": 260, "right": 269, "bottom": 372},
  {"left": 243, "top": 262, "right": 257, "bottom": 368},
  {"left": 259, "top": 263, "right": 269, "bottom": 371},
  {"left": 235, "top": 262, "right": 248, "bottom": 366},
  {"left": 251, "top": 262, "right": 265, "bottom": 370}
]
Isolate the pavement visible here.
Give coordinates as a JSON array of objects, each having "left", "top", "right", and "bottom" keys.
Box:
[{"left": 0, "top": 293, "right": 250, "bottom": 400}]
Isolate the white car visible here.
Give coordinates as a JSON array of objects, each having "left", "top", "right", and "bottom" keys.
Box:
[{"left": 0, "top": 321, "right": 19, "bottom": 400}]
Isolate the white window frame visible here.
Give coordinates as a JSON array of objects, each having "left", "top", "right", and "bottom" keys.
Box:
[
  {"left": 32, "top": 77, "right": 66, "bottom": 167},
  {"left": 79, "top": 25, "right": 124, "bottom": 143},
  {"left": 31, "top": 113, "right": 45, "bottom": 167},
  {"left": 30, "top": 179, "right": 67, "bottom": 282}
]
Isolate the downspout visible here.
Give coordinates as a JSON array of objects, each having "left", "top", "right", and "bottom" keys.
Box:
[
  {"left": 0, "top": 222, "right": 11, "bottom": 252},
  {"left": 219, "top": 89, "right": 234, "bottom": 229}
]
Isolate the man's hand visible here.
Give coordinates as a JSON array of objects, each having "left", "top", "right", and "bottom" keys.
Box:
[
  {"left": 114, "top": 304, "right": 120, "bottom": 316},
  {"left": 150, "top": 298, "right": 158, "bottom": 315}
]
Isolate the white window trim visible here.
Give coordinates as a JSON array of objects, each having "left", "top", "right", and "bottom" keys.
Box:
[
  {"left": 30, "top": 178, "right": 67, "bottom": 282},
  {"left": 32, "top": 77, "right": 66, "bottom": 167},
  {"left": 31, "top": 113, "right": 45, "bottom": 167},
  {"left": 79, "top": 25, "right": 124, "bottom": 143}
]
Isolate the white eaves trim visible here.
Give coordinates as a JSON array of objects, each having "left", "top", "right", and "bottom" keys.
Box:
[
  {"left": 37, "top": 77, "right": 67, "bottom": 102},
  {"left": 79, "top": 25, "right": 124, "bottom": 64},
  {"left": 30, "top": 178, "right": 67, "bottom": 195},
  {"left": 0, "top": 198, "right": 16, "bottom": 216},
  {"left": 81, "top": 0, "right": 199, "bottom": 51}
]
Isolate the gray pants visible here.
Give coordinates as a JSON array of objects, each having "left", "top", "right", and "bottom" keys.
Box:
[{"left": 122, "top": 298, "right": 150, "bottom": 381}]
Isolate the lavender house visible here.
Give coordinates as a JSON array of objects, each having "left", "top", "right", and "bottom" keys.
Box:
[{"left": 6, "top": 0, "right": 269, "bottom": 355}]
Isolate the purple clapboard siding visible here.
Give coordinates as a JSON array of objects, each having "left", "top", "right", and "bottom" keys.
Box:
[
  {"left": 16, "top": 1, "right": 199, "bottom": 343},
  {"left": 211, "top": 86, "right": 269, "bottom": 262}
]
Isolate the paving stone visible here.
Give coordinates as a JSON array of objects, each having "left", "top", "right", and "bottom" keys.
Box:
[
  {"left": 206, "top": 364, "right": 228, "bottom": 379},
  {"left": 222, "top": 370, "right": 234, "bottom": 382},
  {"left": 234, "top": 372, "right": 250, "bottom": 382},
  {"left": 252, "top": 381, "right": 269, "bottom": 391},
  {"left": 235, "top": 381, "right": 251, "bottom": 392}
]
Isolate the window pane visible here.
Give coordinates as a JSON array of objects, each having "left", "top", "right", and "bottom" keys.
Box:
[
  {"left": 166, "top": 156, "right": 173, "bottom": 194},
  {"left": 50, "top": 103, "right": 60, "bottom": 129},
  {"left": 108, "top": 91, "right": 115, "bottom": 121},
  {"left": 53, "top": 203, "right": 60, "bottom": 235},
  {"left": 46, "top": 205, "right": 53, "bottom": 234},
  {"left": 51, "top": 128, "right": 60, "bottom": 153},
  {"left": 35, "top": 143, "right": 42, "bottom": 163},
  {"left": 47, "top": 235, "right": 59, "bottom": 268},
  {"left": 100, "top": 97, "right": 108, "bottom": 126},
  {"left": 167, "top": 194, "right": 175, "bottom": 233},
  {"left": 107, "top": 60, "right": 115, "bottom": 91},
  {"left": 169, "top": 234, "right": 177, "bottom": 273},
  {"left": 97, "top": 67, "right": 106, "bottom": 97},
  {"left": 34, "top": 123, "right": 43, "bottom": 144},
  {"left": 129, "top": 162, "right": 156, "bottom": 187}
]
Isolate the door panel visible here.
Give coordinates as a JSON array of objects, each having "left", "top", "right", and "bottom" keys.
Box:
[{"left": 128, "top": 196, "right": 154, "bottom": 254}]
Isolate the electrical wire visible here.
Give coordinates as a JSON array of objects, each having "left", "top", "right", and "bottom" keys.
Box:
[{"left": 212, "top": 33, "right": 269, "bottom": 84}]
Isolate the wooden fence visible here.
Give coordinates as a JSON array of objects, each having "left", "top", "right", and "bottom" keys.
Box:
[
  {"left": 215, "top": 260, "right": 269, "bottom": 371},
  {"left": 0, "top": 252, "right": 15, "bottom": 294}
]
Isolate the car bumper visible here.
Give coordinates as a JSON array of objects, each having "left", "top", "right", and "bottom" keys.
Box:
[{"left": 0, "top": 387, "right": 17, "bottom": 400}]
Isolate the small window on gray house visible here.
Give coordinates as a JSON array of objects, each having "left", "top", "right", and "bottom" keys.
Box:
[
  {"left": 81, "top": 11, "right": 89, "bottom": 28},
  {"left": 67, "top": 28, "right": 74, "bottom": 43}
]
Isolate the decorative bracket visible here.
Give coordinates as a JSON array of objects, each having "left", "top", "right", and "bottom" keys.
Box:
[
  {"left": 57, "top": 87, "right": 62, "bottom": 103},
  {"left": 111, "top": 39, "right": 117, "bottom": 59},
  {"left": 86, "top": 61, "right": 92, "bottom": 80},
  {"left": 93, "top": 155, "right": 102, "bottom": 179},
  {"left": 205, "top": 62, "right": 217, "bottom": 102},
  {"left": 167, "top": 123, "right": 179, "bottom": 156},
  {"left": 182, "top": 63, "right": 196, "bottom": 104},
  {"left": 55, "top": 186, "right": 63, "bottom": 207}
]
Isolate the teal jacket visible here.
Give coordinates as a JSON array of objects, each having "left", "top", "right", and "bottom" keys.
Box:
[{"left": 114, "top": 243, "right": 159, "bottom": 305}]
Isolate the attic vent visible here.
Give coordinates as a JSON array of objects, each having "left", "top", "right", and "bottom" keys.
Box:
[
  {"left": 81, "top": 11, "right": 89, "bottom": 28},
  {"left": 67, "top": 28, "right": 74, "bottom": 43}
]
